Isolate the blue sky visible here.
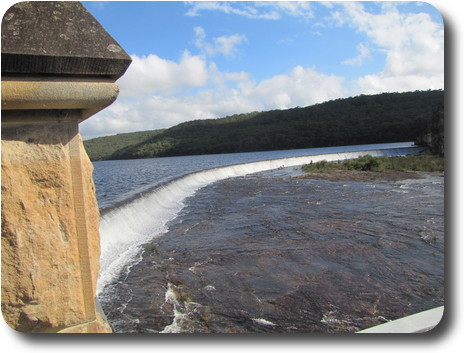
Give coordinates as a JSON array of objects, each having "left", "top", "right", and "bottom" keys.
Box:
[{"left": 79, "top": 1, "right": 444, "bottom": 139}]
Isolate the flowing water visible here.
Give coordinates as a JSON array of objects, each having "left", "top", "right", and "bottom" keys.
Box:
[{"left": 92, "top": 143, "right": 444, "bottom": 333}]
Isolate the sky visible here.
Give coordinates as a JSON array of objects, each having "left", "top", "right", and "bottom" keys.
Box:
[{"left": 79, "top": 1, "right": 445, "bottom": 140}]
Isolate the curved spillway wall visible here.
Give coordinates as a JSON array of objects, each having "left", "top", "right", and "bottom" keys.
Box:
[{"left": 97, "top": 146, "right": 424, "bottom": 293}]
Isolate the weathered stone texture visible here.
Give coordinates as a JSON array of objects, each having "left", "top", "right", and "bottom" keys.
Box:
[
  {"left": 1, "top": 1, "right": 131, "bottom": 79},
  {"left": 1, "top": 1, "right": 131, "bottom": 333},
  {"left": 1, "top": 122, "right": 109, "bottom": 332}
]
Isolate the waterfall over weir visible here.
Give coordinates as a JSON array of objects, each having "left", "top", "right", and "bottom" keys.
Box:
[{"left": 97, "top": 145, "right": 424, "bottom": 293}]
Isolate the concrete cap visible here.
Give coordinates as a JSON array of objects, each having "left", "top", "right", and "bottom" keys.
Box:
[{"left": 1, "top": 1, "right": 131, "bottom": 80}]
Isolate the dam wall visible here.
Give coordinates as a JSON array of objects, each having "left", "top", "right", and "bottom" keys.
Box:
[
  {"left": 1, "top": 2, "right": 131, "bottom": 332},
  {"left": 98, "top": 145, "right": 425, "bottom": 293}
]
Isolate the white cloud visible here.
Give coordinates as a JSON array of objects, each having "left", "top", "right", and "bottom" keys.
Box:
[
  {"left": 207, "top": 61, "right": 250, "bottom": 86},
  {"left": 342, "top": 42, "right": 371, "bottom": 66},
  {"left": 185, "top": 1, "right": 279, "bottom": 19},
  {"left": 194, "top": 27, "right": 247, "bottom": 57},
  {"left": 244, "top": 66, "right": 345, "bottom": 110},
  {"left": 185, "top": 1, "right": 314, "bottom": 20},
  {"left": 80, "top": 87, "right": 258, "bottom": 139},
  {"left": 257, "top": 1, "right": 315, "bottom": 19},
  {"left": 81, "top": 60, "right": 345, "bottom": 139},
  {"left": 81, "top": 101, "right": 147, "bottom": 138},
  {"left": 332, "top": 2, "right": 444, "bottom": 94},
  {"left": 117, "top": 51, "right": 209, "bottom": 97}
]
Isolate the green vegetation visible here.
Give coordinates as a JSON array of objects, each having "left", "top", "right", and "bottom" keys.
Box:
[
  {"left": 147, "top": 244, "right": 160, "bottom": 255},
  {"left": 84, "top": 90, "right": 444, "bottom": 161},
  {"left": 84, "top": 129, "right": 165, "bottom": 161},
  {"left": 302, "top": 153, "right": 444, "bottom": 174}
]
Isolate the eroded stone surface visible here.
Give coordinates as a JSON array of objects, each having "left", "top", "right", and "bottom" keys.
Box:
[
  {"left": 1, "top": 122, "right": 109, "bottom": 332},
  {"left": 1, "top": 2, "right": 131, "bottom": 79}
]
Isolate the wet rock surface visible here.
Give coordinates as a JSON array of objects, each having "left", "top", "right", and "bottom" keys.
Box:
[{"left": 100, "top": 172, "right": 444, "bottom": 333}]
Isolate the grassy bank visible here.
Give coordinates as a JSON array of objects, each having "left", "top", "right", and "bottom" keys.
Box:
[
  {"left": 302, "top": 152, "right": 444, "bottom": 174},
  {"left": 298, "top": 152, "right": 444, "bottom": 182}
]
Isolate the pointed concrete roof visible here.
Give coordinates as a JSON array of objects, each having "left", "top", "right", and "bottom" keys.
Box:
[{"left": 1, "top": 1, "right": 131, "bottom": 80}]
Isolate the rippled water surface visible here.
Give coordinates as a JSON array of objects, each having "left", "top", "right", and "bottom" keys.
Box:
[
  {"left": 98, "top": 168, "right": 444, "bottom": 333},
  {"left": 92, "top": 143, "right": 414, "bottom": 211}
]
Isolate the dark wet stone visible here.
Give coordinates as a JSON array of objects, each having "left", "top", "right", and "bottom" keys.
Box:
[{"left": 100, "top": 173, "right": 444, "bottom": 333}]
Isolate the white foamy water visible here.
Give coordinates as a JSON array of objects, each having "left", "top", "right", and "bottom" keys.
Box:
[
  {"left": 252, "top": 318, "right": 278, "bottom": 327},
  {"left": 96, "top": 144, "right": 423, "bottom": 293}
]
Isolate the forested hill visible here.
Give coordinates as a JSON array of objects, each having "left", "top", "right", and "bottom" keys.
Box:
[{"left": 84, "top": 90, "right": 444, "bottom": 161}]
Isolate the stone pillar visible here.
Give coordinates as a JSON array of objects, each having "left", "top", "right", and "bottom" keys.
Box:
[{"left": 1, "top": 2, "right": 131, "bottom": 333}]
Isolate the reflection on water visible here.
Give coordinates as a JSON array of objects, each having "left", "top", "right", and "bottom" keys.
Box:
[{"left": 99, "top": 170, "right": 444, "bottom": 333}]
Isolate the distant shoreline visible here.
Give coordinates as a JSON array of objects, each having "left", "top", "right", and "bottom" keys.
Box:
[{"left": 84, "top": 90, "right": 444, "bottom": 161}]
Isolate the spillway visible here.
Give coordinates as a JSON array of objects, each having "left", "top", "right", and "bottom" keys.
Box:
[{"left": 97, "top": 145, "right": 425, "bottom": 293}]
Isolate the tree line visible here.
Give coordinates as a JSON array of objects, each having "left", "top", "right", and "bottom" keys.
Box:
[{"left": 84, "top": 90, "right": 444, "bottom": 161}]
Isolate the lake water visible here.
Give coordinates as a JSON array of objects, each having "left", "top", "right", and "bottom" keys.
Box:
[
  {"left": 93, "top": 142, "right": 416, "bottom": 212},
  {"left": 92, "top": 142, "right": 444, "bottom": 333}
]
